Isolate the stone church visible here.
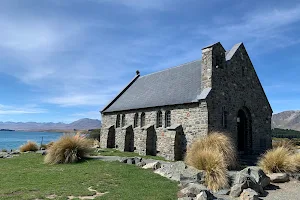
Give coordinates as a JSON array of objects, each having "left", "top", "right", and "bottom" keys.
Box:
[{"left": 100, "top": 42, "right": 272, "bottom": 161}]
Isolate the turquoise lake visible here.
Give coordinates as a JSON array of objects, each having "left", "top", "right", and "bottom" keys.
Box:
[{"left": 0, "top": 131, "right": 64, "bottom": 150}]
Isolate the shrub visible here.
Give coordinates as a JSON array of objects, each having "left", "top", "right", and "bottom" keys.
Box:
[
  {"left": 40, "top": 141, "right": 54, "bottom": 150},
  {"left": 186, "top": 148, "right": 228, "bottom": 191},
  {"left": 20, "top": 141, "right": 39, "bottom": 152},
  {"left": 258, "top": 146, "right": 297, "bottom": 173},
  {"left": 1, "top": 149, "right": 7, "bottom": 152},
  {"left": 44, "top": 135, "right": 93, "bottom": 164},
  {"left": 292, "top": 153, "right": 300, "bottom": 171},
  {"left": 185, "top": 132, "right": 236, "bottom": 191},
  {"left": 272, "top": 139, "right": 296, "bottom": 152},
  {"left": 186, "top": 132, "right": 237, "bottom": 169}
]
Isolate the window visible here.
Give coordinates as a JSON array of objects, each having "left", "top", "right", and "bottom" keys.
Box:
[
  {"left": 116, "top": 114, "right": 120, "bottom": 128},
  {"left": 134, "top": 113, "right": 138, "bottom": 128},
  {"left": 140, "top": 112, "right": 146, "bottom": 127},
  {"left": 121, "top": 114, "right": 126, "bottom": 127},
  {"left": 222, "top": 106, "right": 228, "bottom": 128},
  {"left": 156, "top": 111, "right": 162, "bottom": 128},
  {"left": 165, "top": 110, "right": 171, "bottom": 127}
]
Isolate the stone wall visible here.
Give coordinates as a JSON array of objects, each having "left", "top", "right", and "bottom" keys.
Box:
[
  {"left": 101, "top": 102, "right": 208, "bottom": 160},
  {"left": 202, "top": 43, "right": 272, "bottom": 154}
]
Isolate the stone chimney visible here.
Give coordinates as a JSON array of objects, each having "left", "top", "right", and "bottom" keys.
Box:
[{"left": 201, "top": 42, "right": 226, "bottom": 91}]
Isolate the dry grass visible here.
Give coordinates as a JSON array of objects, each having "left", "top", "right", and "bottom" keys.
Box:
[
  {"left": 185, "top": 132, "right": 236, "bottom": 191},
  {"left": 258, "top": 146, "right": 297, "bottom": 173},
  {"left": 186, "top": 132, "right": 237, "bottom": 169},
  {"left": 44, "top": 135, "right": 93, "bottom": 164},
  {"left": 292, "top": 153, "right": 300, "bottom": 171},
  {"left": 272, "top": 139, "right": 296, "bottom": 152},
  {"left": 20, "top": 141, "right": 39, "bottom": 152},
  {"left": 186, "top": 148, "right": 228, "bottom": 191}
]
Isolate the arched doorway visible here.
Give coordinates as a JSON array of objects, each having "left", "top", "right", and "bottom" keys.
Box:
[
  {"left": 124, "top": 126, "right": 134, "bottom": 152},
  {"left": 107, "top": 126, "right": 115, "bottom": 148},
  {"left": 146, "top": 126, "right": 157, "bottom": 156},
  {"left": 237, "top": 107, "right": 252, "bottom": 154}
]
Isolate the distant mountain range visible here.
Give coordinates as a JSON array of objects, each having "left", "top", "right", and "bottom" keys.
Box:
[
  {"left": 272, "top": 110, "right": 300, "bottom": 131},
  {"left": 0, "top": 118, "right": 101, "bottom": 131}
]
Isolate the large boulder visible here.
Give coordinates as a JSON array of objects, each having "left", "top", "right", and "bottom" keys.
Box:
[
  {"left": 142, "top": 161, "right": 161, "bottom": 170},
  {"left": 180, "top": 166, "right": 206, "bottom": 186},
  {"left": 230, "top": 175, "right": 264, "bottom": 197},
  {"left": 154, "top": 161, "right": 205, "bottom": 185},
  {"left": 196, "top": 190, "right": 215, "bottom": 200},
  {"left": 268, "top": 173, "right": 289, "bottom": 183},
  {"left": 178, "top": 183, "right": 207, "bottom": 198},
  {"left": 154, "top": 161, "right": 186, "bottom": 181},
  {"left": 240, "top": 188, "right": 259, "bottom": 200},
  {"left": 235, "top": 167, "right": 270, "bottom": 188}
]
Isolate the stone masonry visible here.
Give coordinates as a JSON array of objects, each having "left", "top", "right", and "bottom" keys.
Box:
[{"left": 100, "top": 42, "right": 272, "bottom": 160}]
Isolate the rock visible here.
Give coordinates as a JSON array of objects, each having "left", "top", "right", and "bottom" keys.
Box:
[
  {"left": 178, "top": 183, "right": 207, "bottom": 198},
  {"left": 268, "top": 173, "right": 289, "bottom": 183},
  {"left": 154, "top": 161, "right": 187, "bottom": 181},
  {"left": 36, "top": 150, "right": 47, "bottom": 155},
  {"left": 230, "top": 182, "right": 247, "bottom": 198},
  {"left": 11, "top": 150, "right": 20, "bottom": 155},
  {"left": 126, "top": 158, "right": 135, "bottom": 164},
  {"left": 215, "top": 188, "right": 230, "bottom": 195},
  {"left": 236, "top": 167, "right": 270, "bottom": 188},
  {"left": 289, "top": 172, "right": 300, "bottom": 181},
  {"left": 240, "top": 188, "right": 259, "bottom": 200},
  {"left": 178, "top": 197, "right": 193, "bottom": 200},
  {"left": 142, "top": 161, "right": 161, "bottom": 170},
  {"left": 196, "top": 190, "right": 215, "bottom": 200},
  {"left": 119, "top": 157, "right": 129, "bottom": 163},
  {"left": 228, "top": 171, "right": 238, "bottom": 186},
  {"left": 230, "top": 175, "right": 264, "bottom": 197},
  {"left": 180, "top": 166, "right": 206, "bottom": 186},
  {"left": 136, "top": 161, "right": 146, "bottom": 167},
  {"left": 134, "top": 157, "right": 142, "bottom": 164}
]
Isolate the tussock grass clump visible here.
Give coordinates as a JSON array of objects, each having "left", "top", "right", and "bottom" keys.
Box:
[
  {"left": 186, "top": 148, "right": 228, "bottom": 191},
  {"left": 272, "top": 139, "right": 296, "bottom": 152},
  {"left": 258, "top": 146, "right": 297, "bottom": 173},
  {"left": 186, "top": 132, "right": 237, "bottom": 169},
  {"left": 292, "top": 153, "right": 300, "bottom": 171},
  {"left": 45, "top": 135, "right": 93, "bottom": 164},
  {"left": 185, "top": 132, "right": 236, "bottom": 191},
  {"left": 20, "top": 141, "right": 39, "bottom": 152},
  {"left": 40, "top": 141, "right": 54, "bottom": 150}
]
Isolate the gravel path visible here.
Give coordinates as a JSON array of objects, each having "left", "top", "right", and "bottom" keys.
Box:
[{"left": 262, "top": 180, "right": 300, "bottom": 200}]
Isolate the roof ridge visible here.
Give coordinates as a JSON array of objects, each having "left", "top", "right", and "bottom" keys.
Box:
[{"left": 140, "top": 59, "right": 201, "bottom": 78}]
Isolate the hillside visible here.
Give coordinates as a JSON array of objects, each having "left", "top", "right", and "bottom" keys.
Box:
[
  {"left": 272, "top": 110, "right": 300, "bottom": 131},
  {"left": 0, "top": 118, "right": 101, "bottom": 131}
]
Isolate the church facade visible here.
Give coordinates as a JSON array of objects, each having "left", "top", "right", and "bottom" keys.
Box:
[{"left": 100, "top": 42, "right": 272, "bottom": 161}]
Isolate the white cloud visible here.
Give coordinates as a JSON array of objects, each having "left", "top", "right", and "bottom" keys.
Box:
[
  {"left": 0, "top": 104, "right": 47, "bottom": 115},
  {"left": 45, "top": 94, "right": 113, "bottom": 107},
  {"left": 197, "top": 4, "right": 300, "bottom": 51}
]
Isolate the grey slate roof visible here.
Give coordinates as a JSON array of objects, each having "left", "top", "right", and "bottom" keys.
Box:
[{"left": 103, "top": 60, "right": 202, "bottom": 113}]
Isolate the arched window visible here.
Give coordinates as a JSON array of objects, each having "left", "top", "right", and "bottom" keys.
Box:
[
  {"left": 156, "top": 111, "right": 162, "bottom": 128},
  {"left": 121, "top": 114, "right": 126, "bottom": 127},
  {"left": 141, "top": 112, "right": 146, "bottom": 127},
  {"left": 165, "top": 110, "right": 171, "bottom": 127},
  {"left": 134, "top": 113, "right": 138, "bottom": 128},
  {"left": 116, "top": 114, "right": 120, "bottom": 128}
]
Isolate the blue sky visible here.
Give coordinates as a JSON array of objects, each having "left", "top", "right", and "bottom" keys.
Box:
[{"left": 0, "top": 0, "right": 299, "bottom": 122}]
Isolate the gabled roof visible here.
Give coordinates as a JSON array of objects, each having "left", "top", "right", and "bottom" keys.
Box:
[{"left": 102, "top": 60, "right": 202, "bottom": 113}]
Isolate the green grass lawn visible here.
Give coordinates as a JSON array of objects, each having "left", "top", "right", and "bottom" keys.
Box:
[
  {"left": 94, "top": 148, "right": 167, "bottom": 161},
  {"left": 0, "top": 153, "right": 178, "bottom": 200}
]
